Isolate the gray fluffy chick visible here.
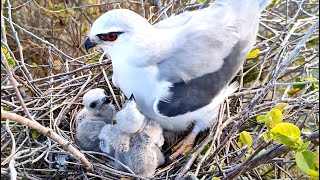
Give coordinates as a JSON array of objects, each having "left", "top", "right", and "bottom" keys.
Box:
[
  {"left": 75, "top": 88, "right": 115, "bottom": 152},
  {"left": 99, "top": 96, "right": 165, "bottom": 177}
]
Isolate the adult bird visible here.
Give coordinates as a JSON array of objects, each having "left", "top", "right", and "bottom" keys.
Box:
[{"left": 84, "top": 0, "right": 270, "bottom": 159}]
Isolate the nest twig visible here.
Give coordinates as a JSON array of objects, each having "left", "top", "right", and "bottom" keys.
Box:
[{"left": 1, "top": 0, "right": 319, "bottom": 179}]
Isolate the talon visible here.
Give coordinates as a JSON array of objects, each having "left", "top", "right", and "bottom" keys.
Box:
[
  {"left": 172, "top": 140, "right": 184, "bottom": 151},
  {"left": 182, "top": 144, "right": 193, "bottom": 155},
  {"left": 169, "top": 132, "right": 197, "bottom": 160}
]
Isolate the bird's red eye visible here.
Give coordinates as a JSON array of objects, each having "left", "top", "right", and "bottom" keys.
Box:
[
  {"left": 105, "top": 33, "right": 118, "bottom": 41},
  {"left": 97, "top": 32, "right": 122, "bottom": 42}
]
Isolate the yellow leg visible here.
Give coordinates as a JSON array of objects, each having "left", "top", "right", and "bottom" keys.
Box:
[{"left": 169, "top": 131, "right": 197, "bottom": 160}]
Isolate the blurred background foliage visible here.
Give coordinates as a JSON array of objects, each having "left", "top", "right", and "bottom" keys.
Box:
[{"left": 4, "top": 0, "right": 165, "bottom": 78}]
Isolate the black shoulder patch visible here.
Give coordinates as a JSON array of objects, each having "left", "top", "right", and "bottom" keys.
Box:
[{"left": 157, "top": 42, "right": 244, "bottom": 117}]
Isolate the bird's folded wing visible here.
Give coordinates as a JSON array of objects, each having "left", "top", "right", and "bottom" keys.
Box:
[
  {"left": 150, "top": 3, "right": 251, "bottom": 117},
  {"left": 152, "top": 24, "right": 242, "bottom": 116},
  {"left": 149, "top": 0, "right": 263, "bottom": 117},
  {"left": 157, "top": 24, "right": 240, "bottom": 83},
  {"left": 154, "top": 3, "right": 241, "bottom": 83}
]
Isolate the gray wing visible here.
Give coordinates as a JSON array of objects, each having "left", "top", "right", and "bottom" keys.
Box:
[
  {"left": 156, "top": 1, "right": 245, "bottom": 83},
  {"left": 76, "top": 121, "right": 106, "bottom": 151},
  {"left": 153, "top": 0, "right": 261, "bottom": 117},
  {"left": 153, "top": 0, "right": 262, "bottom": 82}
]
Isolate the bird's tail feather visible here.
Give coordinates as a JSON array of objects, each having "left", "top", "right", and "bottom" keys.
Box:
[{"left": 225, "top": 81, "right": 239, "bottom": 98}]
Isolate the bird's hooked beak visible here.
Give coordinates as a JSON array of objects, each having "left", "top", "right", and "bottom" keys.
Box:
[{"left": 84, "top": 37, "right": 97, "bottom": 52}]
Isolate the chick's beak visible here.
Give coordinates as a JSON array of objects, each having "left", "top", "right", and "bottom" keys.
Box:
[
  {"left": 84, "top": 37, "right": 97, "bottom": 52},
  {"left": 112, "top": 118, "right": 117, "bottom": 125},
  {"left": 102, "top": 96, "right": 111, "bottom": 104}
]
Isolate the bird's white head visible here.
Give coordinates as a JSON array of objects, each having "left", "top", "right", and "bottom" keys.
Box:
[
  {"left": 82, "top": 88, "right": 112, "bottom": 113},
  {"left": 115, "top": 94, "right": 145, "bottom": 134},
  {"left": 84, "top": 9, "right": 154, "bottom": 59}
]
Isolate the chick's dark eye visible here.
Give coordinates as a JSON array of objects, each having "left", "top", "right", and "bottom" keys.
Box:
[{"left": 89, "top": 102, "right": 96, "bottom": 109}]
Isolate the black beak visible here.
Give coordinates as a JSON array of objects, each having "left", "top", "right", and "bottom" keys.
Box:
[
  {"left": 129, "top": 94, "right": 135, "bottom": 101},
  {"left": 84, "top": 37, "right": 97, "bottom": 52},
  {"left": 102, "top": 96, "right": 111, "bottom": 104}
]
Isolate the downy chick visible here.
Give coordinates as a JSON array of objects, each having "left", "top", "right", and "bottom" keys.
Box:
[
  {"left": 99, "top": 95, "right": 165, "bottom": 177},
  {"left": 75, "top": 88, "right": 115, "bottom": 152}
]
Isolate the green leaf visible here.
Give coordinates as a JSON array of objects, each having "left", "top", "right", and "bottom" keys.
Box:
[
  {"left": 47, "top": 1, "right": 54, "bottom": 10},
  {"left": 200, "top": 145, "right": 213, "bottom": 155},
  {"left": 2, "top": 106, "right": 10, "bottom": 111},
  {"left": 308, "top": 169, "right": 319, "bottom": 177},
  {"left": 211, "top": 165, "right": 218, "bottom": 170},
  {"left": 256, "top": 115, "right": 266, "bottom": 123},
  {"left": 265, "top": 109, "right": 283, "bottom": 130},
  {"left": 293, "top": 78, "right": 305, "bottom": 90},
  {"left": 272, "top": 0, "right": 283, "bottom": 6},
  {"left": 32, "top": 63, "right": 38, "bottom": 67},
  {"left": 315, "top": 146, "right": 319, "bottom": 169},
  {"left": 211, "top": 177, "right": 221, "bottom": 180},
  {"left": 270, "top": 123, "right": 302, "bottom": 148},
  {"left": 2, "top": 45, "right": 8, "bottom": 54},
  {"left": 295, "top": 150, "right": 318, "bottom": 176},
  {"left": 7, "top": 57, "right": 15, "bottom": 69},
  {"left": 31, "top": 130, "right": 39, "bottom": 139},
  {"left": 87, "top": 59, "right": 99, "bottom": 64},
  {"left": 53, "top": 60, "right": 62, "bottom": 71},
  {"left": 2, "top": 45, "right": 16, "bottom": 69},
  {"left": 265, "top": 112, "right": 273, "bottom": 130},
  {"left": 269, "top": 109, "right": 283, "bottom": 128},
  {"left": 288, "top": 87, "right": 301, "bottom": 96},
  {"left": 262, "top": 132, "right": 272, "bottom": 141},
  {"left": 274, "top": 103, "right": 289, "bottom": 111},
  {"left": 56, "top": 3, "right": 65, "bottom": 10},
  {"left": 306, "top": 77, "right": 319, "bottom": 90},
  {"left": 238, "top": 131, "right": 252, "bottom": 147},
  {"left": 297, "top": 141, "right": 311, "bottom": 152},
  {"left": 247, "top": 49, "right": 261, "bottom": 59},
  {"left": 245, "top": 153, "right": 250, "bottom": 160}
]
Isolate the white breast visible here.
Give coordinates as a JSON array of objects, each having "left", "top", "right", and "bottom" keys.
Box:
[{"left": 112, "top": 58, "right": 172, "bottom": 107}]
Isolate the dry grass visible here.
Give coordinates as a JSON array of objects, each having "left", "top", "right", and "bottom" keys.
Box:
[{"left": 1, "top": 0, "right": 319, "bottom": 179}]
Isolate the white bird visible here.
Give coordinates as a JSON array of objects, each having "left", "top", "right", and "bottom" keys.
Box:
[
  {"left": 99, "top": 96, "right": 165, "bottom": 177},
  {"left": 85, "top": 0, "right": 271, "bottom": 159},
  {"left": 75, "top": 88, "right": 115, "bottom": 152}
]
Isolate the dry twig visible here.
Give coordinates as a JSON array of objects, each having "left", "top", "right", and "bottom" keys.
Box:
[{"left": 1, "top": 111, "right": 94, "bottom": 172}]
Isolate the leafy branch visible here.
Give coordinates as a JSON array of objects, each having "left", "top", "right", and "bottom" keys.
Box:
[{"left": 234, "top": 103, "right": 319, "bottom": 179}]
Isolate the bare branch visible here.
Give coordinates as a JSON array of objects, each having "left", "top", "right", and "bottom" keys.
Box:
[
  {"left": 1, "top": 111, "right": 94, "bottom": 172},
  {"left": 1, "top": 48, "right": 34, "bottom": 121}
]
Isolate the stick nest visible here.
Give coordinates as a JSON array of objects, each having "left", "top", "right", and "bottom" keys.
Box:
[{"left": 1, "top": 0, "right": 319, "bottom": 179}]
